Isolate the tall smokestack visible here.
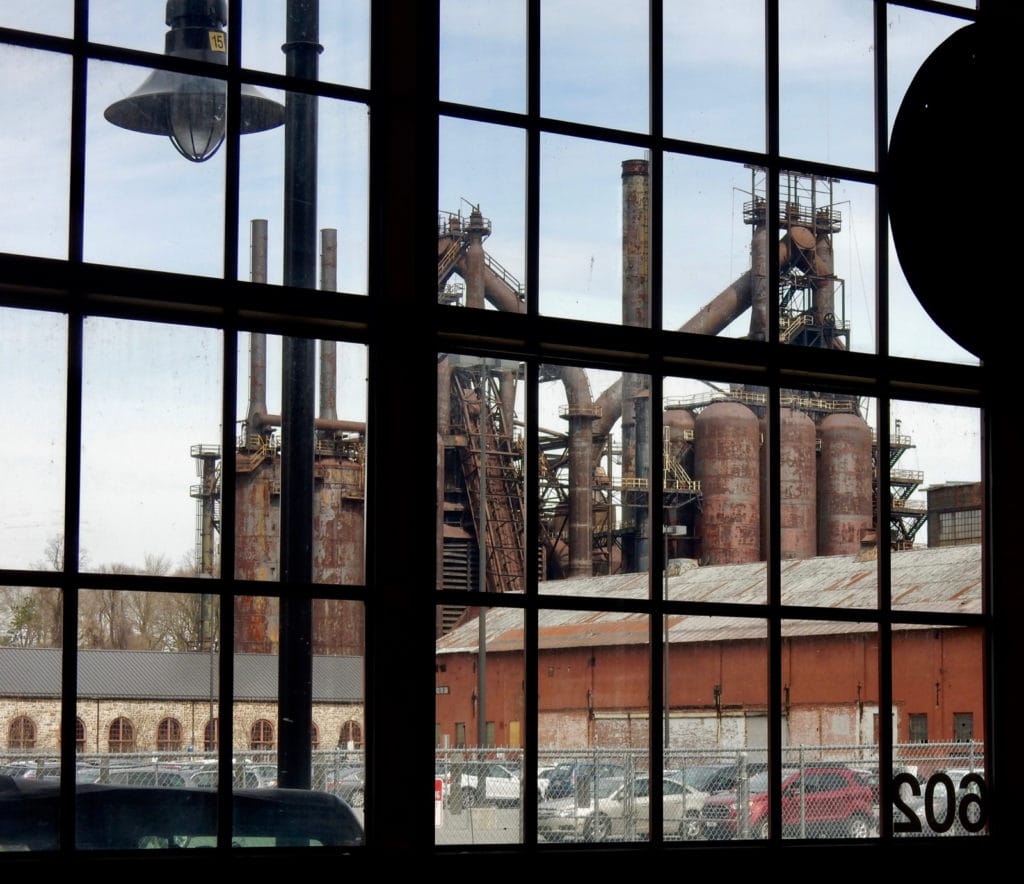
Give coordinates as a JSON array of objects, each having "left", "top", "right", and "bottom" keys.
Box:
[
  {"left": 248, "top": 219, "right": 269, "bottom": 432},
  {"left": 319, "top": 228, "right": 338, "bottom": 421}
]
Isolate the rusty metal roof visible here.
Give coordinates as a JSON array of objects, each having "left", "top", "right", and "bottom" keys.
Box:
[{"left": 435, "top": 544, "right": 982, "bottom": 654}]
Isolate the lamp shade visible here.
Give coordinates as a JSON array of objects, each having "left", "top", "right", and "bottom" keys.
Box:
[
  {"left": 103, "top": 0, "right": 285, "bottom": 162},
  {"left": 105, "top": 73, "right": 285, "bottom": 162}
]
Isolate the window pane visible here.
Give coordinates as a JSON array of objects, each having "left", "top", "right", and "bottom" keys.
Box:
[
  {"left": 663, "top": 0, "right": 765, "bottom": 152},
  {"left": 1, "top": 308, "right": 67, "bottom": 570},
  {"left": 0, "top": 46, "right": 71, "bottom": 259},
  {"left": 240, "top": 92, "right": 368, "bottom": 294},
  {"left": 666, "top": 616, "right": 768, "bottom": 844},
  {"left": 889, "top": 400, "right": 982, "bottom": 614},
  {"left": 86, "top": 59, "right": 228, "bottom": 275},
  {"left": 440, "top": 0, "right": 526, "bottom": 113},
  {"left": 235, "top": 334, "right": 367, "bottom": 586},
  {"left": 780, "top": 620, "right": 878, "bottom": 841},
  {"left": 780, "top": 0, "right": 875, "bottom": 170},
  {"left": 541, "top": 0, "right": 649, "bottom": 133},
  {"left": 436, "top": 605, "right": 524, "bottom": 845},
  {"left": 893, "top": 622, "right": 987, "bottom": 839},
  {"left": 539, "top": 364, "right": 651, "bottom": 593},
  {"left": 663, "top": 379, "right": 768, "bottom": 602},
  {"left": 779, "top": 392, "right": 878, "bottom": 609},
  {"left": 81, "top": 318, "right": 221, "bottom": 576},
  {"left": 437, "top": 355, "right": 526, "bottom": 596},
  {"left": 243, "top": 0, "right": 370, "bottom": 88},
  {"left": 89, "top": 0, "right": 185, "bottom": 54},
  {"left": 538, "top": 609, "right": 648, "bottom": 845},
  {"left": 663, "top": 156, "right": 761, "bottom": 339},
  {"left": 886, "top": 9, "right": 978, "bottom": 365},
  {"left": 438, "top": 118, "right": 526, "bottom": 310},
  {"left": 0, "top": 1, "right": 73, "bottom": 35},
  {"left": 541, "top": 136, "right": 649, "bottom": 324}
]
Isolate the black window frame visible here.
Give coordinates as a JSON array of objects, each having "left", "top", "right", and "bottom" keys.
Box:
[{"left": 0, "top": 0, "right": 1018, "bottom": 872}]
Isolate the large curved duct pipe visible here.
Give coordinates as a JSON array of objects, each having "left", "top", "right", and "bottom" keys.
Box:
[{"left": 557, "top": 365, "right": 596, "bottom": 578}]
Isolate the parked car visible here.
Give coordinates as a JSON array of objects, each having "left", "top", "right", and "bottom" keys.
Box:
[
  {"left": 448, "top": 761, "right": 521, "bottom": 807},
  {"left": 543, "top": 760, "right": 628, "bottom": 800},
  {"left": 537, "top": 765, "right": 556, "bottom": 801},
  {"left": 326, "top": 765, "right": 365, "bottom": 807},
  {"left": 701, "top": 766, "right": 876, "bottom": 840},
  {"left": 537, "top": 776, "right": 624, "bottom": 842},
  {"left": 897, "top": 767, "right": 986, "bottom": 837},
  {"left": 0, "top": 773, "right": 364, "bottom": 850},
  {"left": 600, "top": 774, "right": 708, "bottom": 841}
]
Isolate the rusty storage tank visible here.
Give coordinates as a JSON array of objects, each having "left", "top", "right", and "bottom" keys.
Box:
[
  {"left": 694, "top": 401, "right": 761, "bottom": 564},
  {"left": 780, "top": 407, "right": 818, "bottom": 559},
  {"left": 664, "top": 407, "right": 696, "bottom": 557},
  {"left": 817, "top": 411, "right": 873, "bottom": 555}
]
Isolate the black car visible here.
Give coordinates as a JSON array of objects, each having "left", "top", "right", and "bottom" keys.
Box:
[
  {"left": 0, "top": 773, "right": 364, "bottom": 850},
  {"left": 544, "top": 761, "right": 628, "bottom": 800}
]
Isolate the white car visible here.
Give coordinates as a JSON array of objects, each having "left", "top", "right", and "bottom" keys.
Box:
[
  {"left": 452, "top": 761, "right": 521, "bottom": 807},
  {"left": 537, "top": 775, "right": 707, "bottom": 842}
]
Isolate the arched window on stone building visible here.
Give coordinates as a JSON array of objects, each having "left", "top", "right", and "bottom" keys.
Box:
[
  {"left": 156, "top": 717, "right": 182, "bottom": 751},
  {"left": 250, "top": 719, "right": 274, "bottom": 751},
  {"left": 108, "top": 717, "right": 135, "bottom": 753},
  {"left": 204, "top": 718, "right": 218, "bottom": 752},
  {"left": 339, "top": 719, "right": 362, "bottom": 749},
  {"left": 8, "top": 715, "right": 35, "bottom": 749}
]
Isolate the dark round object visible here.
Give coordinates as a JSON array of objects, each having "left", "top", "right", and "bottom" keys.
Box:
[{"left": 888, "top": 21, "right": 1018, "bottom": 361}]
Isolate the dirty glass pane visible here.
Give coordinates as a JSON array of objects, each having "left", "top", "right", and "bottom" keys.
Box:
[
  {"left": 235, "top": 334, "right": 367, "bottom": 585},
  {"left": 436, "top": 605, "right": 524, "bottom": 845},
  {"left": 666, "top": 616, "right": 768, "bottom": 844},
  {"left": 441, "top": 0, "right": 526, "bottom": 113},
  {"left": 85, "top": 59, "right": 226, "bottom": 276},
  {"left": 778, "top": 392, "right": 879, "bottom": 609},
  {"left": 888, "top": 400, "right": 982, "bottom": 614},
  {"left": 540, "top": 135, "right": 649, "bottom": 324},
  {"left": 1, "top": 308, "right": 66, "bottom": 570},
  {"left": 1, "top": 0, "right": 73, "bottom": 35},
  {"left": 663, "top": 156, "right": 762, "bottom": 339},
  {"left": 0, "top": 45, "right": 71, "bottom": 259},
  {"left": 81, "top": 318, "right": 221, "bottom": 577},
  {"left": 662, "top": 378, "right": 769, "bottom": 604},
  {"left": 541, "top": 0, "right": 648, "bottom": 134},
  {"left": 438, "top": 118, "right": 526, "bottom": 310},
  {"left": 243, "top": 0, "right": 370, "bottom": 88},
  {"left": 663, "top": 0, "right": 764, "bottom": 152},
  {"left": 886, "top": 8, "right": 979, "bottom": 366},
  {"left": 538, "top": 364, "right": 651, "bottom": 596},
  {"left": 892, "top": 622, "right": 987, "bottom": 839},
  {"left": 437, "top": 355, "right": 526, "bottom": 595},
  {"left": 780, "top": 0, "right": 875, "bottom": 170},
  {"left": 537, "top": 610, "right": 649, "bottom": 844},
  {"left": 239, "top": 91, "right": 369, "bottom": 295}
]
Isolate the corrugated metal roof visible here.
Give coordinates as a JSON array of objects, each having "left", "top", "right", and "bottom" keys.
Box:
[
  {"left": 436, "top": 544, "right": 982, "bottom": 654},
  {"left": 0, "top": 648, "right": 363, "bottom": 703}
]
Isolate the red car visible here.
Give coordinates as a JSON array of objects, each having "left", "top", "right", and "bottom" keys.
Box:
[{"left": 700, "top": 766, "right": 876, "bottom": 840}]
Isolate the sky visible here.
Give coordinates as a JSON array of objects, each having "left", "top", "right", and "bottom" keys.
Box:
[{"left": 0, "top": 1, "right": 982, "bottom": 571}]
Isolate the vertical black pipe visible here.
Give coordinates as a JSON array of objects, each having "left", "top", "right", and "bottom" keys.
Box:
[{"left": 278, "top": 0, "right": 321, "bottom": 792}]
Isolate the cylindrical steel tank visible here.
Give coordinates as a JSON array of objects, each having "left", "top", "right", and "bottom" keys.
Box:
[
  {"left": 780, "top": 407, "right": 817, "bottom": 559},
  {"left": 817, "top": 412, "right": 873, "bottom": 555},
  {"left": 694, "top": 401, "right": 761, "bottom": 564}
]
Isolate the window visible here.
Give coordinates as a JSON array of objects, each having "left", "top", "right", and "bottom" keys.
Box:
[
  {"left": 156, "top": 717, "right": 182, "bottom": 752},
  {"left": 339, "top": 720, "right": 362, "bottom": 750},
  {"left": 0, "top": 0, "right": 1014, "bottom": 870},
  {"left": 909, "top": 714, "right": 928, "bottom": 744},
  {"left": 107, "top": 717, "right": 135, "bottom": 753},
  {"left": 250, "top": 719, "right": 275, "bottom": 751},
  {"left": 8, "top": 716, "right": 36, "bottom": 749}
]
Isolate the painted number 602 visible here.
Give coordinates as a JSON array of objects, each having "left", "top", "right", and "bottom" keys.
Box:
[{"left": 892, "top": 771, "right": 987, "bottom": 834}]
